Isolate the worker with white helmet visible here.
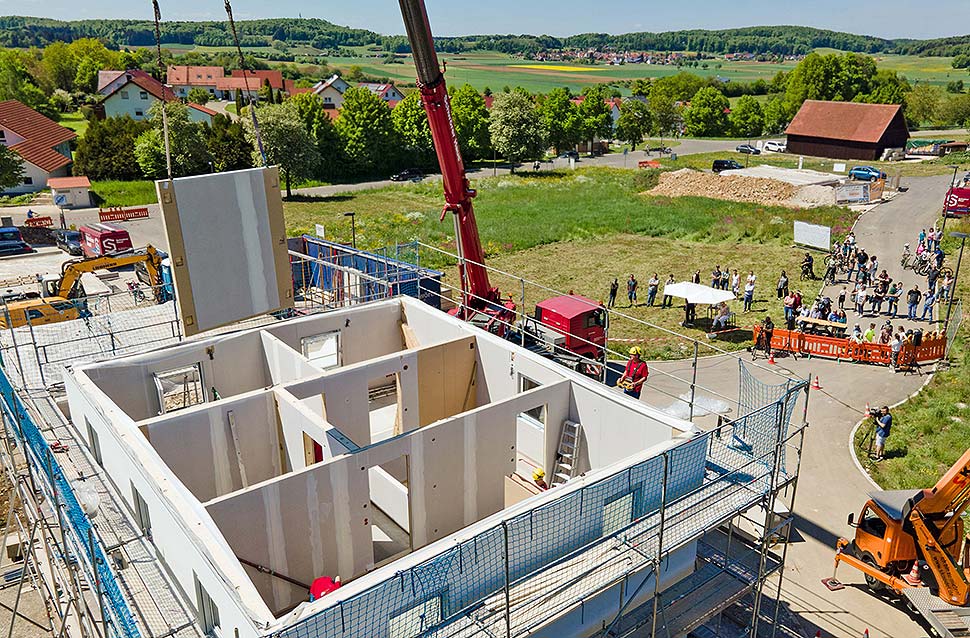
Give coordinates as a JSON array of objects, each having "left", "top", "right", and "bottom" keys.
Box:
[{"left": 617, "top": 346, "right": 649, "bottom": 400}]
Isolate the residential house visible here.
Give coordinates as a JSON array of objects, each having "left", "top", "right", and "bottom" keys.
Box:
[
  {"left": 0, "top": 100, "right": 76, "bottom": 193},
  {"left": 785, "top": 100, "right": 909, "bottom": 160},
  {"left": 97, "top": 70, "right": 125, "bottom": 93},
  {"left": 214, "top": 77, "right": 261, "bottom": 102},
  {"left": 167, "top": 65, "right": 226, "bottom": 99},
  {"left": 311, "top": 74, "right": 349, "bottom": 109},
  {"left": 231, "top": 69, "right": 285, "bottom": 91},
  {"left": 99, "top": 70, "right": 176, "bottom": 120},
  {"left": 357, "top": 82, "right": 406, "bottom": 104},
  {"left": 186, "top": 102, "right": 217, "bottom": 125}
]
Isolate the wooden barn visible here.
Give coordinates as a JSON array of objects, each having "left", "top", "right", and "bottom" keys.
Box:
[{"left": 785, "top": 100, "right": 909, "bottom": 161}]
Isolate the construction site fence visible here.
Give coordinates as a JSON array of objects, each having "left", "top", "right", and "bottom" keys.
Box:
[
  {"left": 282, "top": 381, "right": 806, "bottom": 638},
  {"left": 945, "top": 299, "right": 963, "bottom": 358},
  {"left": 0, "top": 364, "right": 141, "bottom": 638},
  {"left": 753, "top": 325, "right": 947, "bottom": 366}
]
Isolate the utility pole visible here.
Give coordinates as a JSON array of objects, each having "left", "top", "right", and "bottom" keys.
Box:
[{"left": 943, "top": 231, "right": 968, "bottom": 334}]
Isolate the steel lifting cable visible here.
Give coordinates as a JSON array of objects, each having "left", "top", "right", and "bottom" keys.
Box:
[
  {"left": 151, "top": 0, "right": 173, "bottom": 179},
  {"left": 224, "top": 0, "right": 267, "bottom": 166}
]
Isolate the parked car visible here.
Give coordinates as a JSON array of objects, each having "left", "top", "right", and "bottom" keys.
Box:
[
  {"left": 848, "top": 166, "right": 887, "bottom": 182},
  {"left": 53, "top": 229, "right": 83, "bottom": 256},
  {"left": 763, "top": 140, "right": 787, "bottom": 153},
  {"left": 558, "top": 150, "right": 580, "bottom": 160},
  {"left": 712, "top": 159, "right": 744, "bottom": 173},
  {"left": 735, "top": 144, "right": 761, "bottom": 155},
  {"left": 390, "top": 168, "right": 424, "bottom": 182},
  {"left": 0, "top": 227, "right": 32, "bottom": 257}
]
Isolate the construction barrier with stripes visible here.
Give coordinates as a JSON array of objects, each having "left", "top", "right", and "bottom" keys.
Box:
[
  {"left": 99, "top": 207, "right": 150, "bottom": 222},
  {"left": 23, "top": 216, "right": 54, "bottom": 228},
  {"left": 753, "top": 325, "right": 946, "bottom": 366}
]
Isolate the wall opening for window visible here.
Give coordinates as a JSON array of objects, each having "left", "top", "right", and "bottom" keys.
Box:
[
  {"left": 131, "top": 483, "right": 152, "bottom": 539},
  {"left": 517, "top": 375, "right": 545, "bottom": 428},
  {"left": 194, "top": 574, "right": 221, "bottom": 636},
  {"left": 135, "top": 110, "right": 144, "bottom": 117},
  {"left": 121, "top": 90, "right": 129, "bottom": 99},
  {"left": 139, "top": 91, "right": 148, "bottom": 100},
  {"left": 302, "top": 331, "right": 340, "bottom": 370},
  {"left": 85, "top": 418, "right": 102, "bottom": 467},
  {"left": 369, "top": 374, "right": 399, "bottom": 442},
  {"left": 388, "top": 596, "right": 441, "bottom": 638},
  {"left": 153, "top": 364, "right": 206, "bottom": 414}
]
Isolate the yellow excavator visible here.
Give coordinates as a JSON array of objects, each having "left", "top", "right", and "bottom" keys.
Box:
[
  {"left": 0, "top": 245, "right": 164, "bottom": 329},
  {"left": 825, "top": 447, "right": 970, "bottom": 637}
]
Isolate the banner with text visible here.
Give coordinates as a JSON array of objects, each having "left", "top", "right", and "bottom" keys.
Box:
[
  {"left": 793, "top": 221, "right": 832, "bottom": 251},
  {"left": 945, "top": 187, "right": 970, "bottom": 216}
]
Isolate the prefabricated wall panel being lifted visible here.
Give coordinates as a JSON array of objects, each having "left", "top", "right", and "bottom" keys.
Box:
[{"left": 156, "top": 166, "right": 293, "bottom": 336}]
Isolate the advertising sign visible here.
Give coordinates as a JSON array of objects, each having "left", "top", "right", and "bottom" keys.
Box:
[
  {"left": 944, "top": 187, "right": 970, "bottom": 216},
  {"left": 835, "top": 183, "right": 868, "bottom": 204}
]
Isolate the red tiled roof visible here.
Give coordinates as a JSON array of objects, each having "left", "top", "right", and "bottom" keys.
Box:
[
  {"left": 97, "top": 70, "right": 124, "bottom": 93},
  {"left": 47, "top": 176, "right": 91, "bottom": 189},
  {"left": 483, "top": 95, "right": 494, "bottom": 109},
  {"left": 231, "top": 69, "right": 284, "bottom": 90},
  {"left": 101, "top": 70, "right": 176, "bottom": 102},
  {"left": 167, "top": 65, "right": 225, "bottom": 85},
  {"left": 187, "top": 102, "right": 218, "bottom": 116},
  {"left": 0, "top": 100, "right": 75, "bottom": 172},
  {"left": 215, "top": 77, "right": 261, "bottom": 92},
  {"left": 785, "top": 100, "right": 906, "bottom": 144}
]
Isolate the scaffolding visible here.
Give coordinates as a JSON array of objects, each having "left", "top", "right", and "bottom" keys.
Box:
[{"left": 0, "top": 242, "right": 809, "bottom": 638}]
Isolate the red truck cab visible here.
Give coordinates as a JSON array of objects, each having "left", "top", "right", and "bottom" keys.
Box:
[
  {"left": 80, "top": 223, "right": 133, "bottom": 257},
  {"left": 534, "top": 295, "right": 606, "bottom": 360}
]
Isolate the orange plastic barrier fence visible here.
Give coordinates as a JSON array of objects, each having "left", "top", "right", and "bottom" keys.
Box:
[
  {"left": 753, "top": 325, "right": 946, "bottom": 366},
  {"left": 23, "top": 216, "right": 53, "bottom": 228},
  {"left": 98, "top": 207, "right": 149, "bottom": 222}
]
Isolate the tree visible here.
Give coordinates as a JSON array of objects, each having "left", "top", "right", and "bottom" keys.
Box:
[
  {"left": 762, "top": 96, "right": 788, "bottom": 135},
  {"left": 0, "top": 50, "right": 51, "bottom": 116},
  {"left": 629, "top": 78, "right": 651, "bottom": 98},
  {"left": 246, "top": 101, "right": 319, "bottom": 197},
  {"left": 577, "top": 85, "right": 614, "bottom": 149},
  {"left": 614, "top": 99, "right": 653, "bottom": 149},
  {"left": 40, "top": 42, "right": 77, "bottom": 93},
  {"left": 648, "top": 84, "right": 681, "bottom": 142},
  {"left": 392, "top": 92, "right": 434, "bottom": 168},
  {"left": 537, "top": 87, "right": 581, "bottom": 154},
  {"left": 729, "top": 95, "right": 764, "bottom": 138},
  {"left": 488, "top": 91, "right": 544, "bottom": 172},
  {"left": 187, "top": 87, "right": 211, "bottom": 105},
  {"left": 905, "top": 84, "right": 945, "bottom": 127},
  {"left": 0, "top": 145, "right": 25, "bottom": 191},
  {"left": 335, "top": 86, "right": 400, "bottom": 177},
  {"left": 683, "top": 86, "right": 729, "bottom": 137},
  {"left": 450, "top": 84, "right": 491, "bottom": 161},
  {"left": 234, "top": 89, "right": 244, "bottom": 113},
  {"left": 207, "top": 114, "right": 252, "bottom": 173},
  {"left": 134, "top": 102, "right": 213, "bottom": 179},
  {"left": 258, "top": 78, "right": 274, "bottom": 103},
  {"left": 74, "top": 116, "right": 150, "bottom": 181},
  {"left": 287, "top": 92, "right": 342, "bottom": 180},
  {"left": 947, "top": 80, "right": 965, "bottom": 94}
]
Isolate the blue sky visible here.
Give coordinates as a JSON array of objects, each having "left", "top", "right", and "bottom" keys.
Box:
[{"left": 9, "top": 0, "right": 970, "bottom": 40}]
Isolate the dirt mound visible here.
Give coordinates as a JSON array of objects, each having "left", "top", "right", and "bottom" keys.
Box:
[
  {"left": 647, "top": 168, "right": 800, "bottom": 207},
  {"left": 18, "top": 226, "right": 55, "bottom": 246}
]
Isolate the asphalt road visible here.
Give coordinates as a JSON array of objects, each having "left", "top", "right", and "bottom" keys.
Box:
[{"left": 644, "top": 174, "right": 952, "bottom": 638}]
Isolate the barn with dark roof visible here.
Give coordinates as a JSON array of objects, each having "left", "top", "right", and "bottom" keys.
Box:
[{"left": 785, "top": 100, "right": 909, "bottom": 161}]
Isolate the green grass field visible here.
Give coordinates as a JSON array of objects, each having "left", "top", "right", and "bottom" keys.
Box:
[
  {"left": 90, "top": 180, "right": 158, "bottom": 207},
  {"left": 58, "top": 111, "right": 89, "bottom": 137}
]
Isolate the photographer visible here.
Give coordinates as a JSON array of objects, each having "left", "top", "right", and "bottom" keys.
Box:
[{"left": 870, "top": 405, "right": 892, "bottom": 461}]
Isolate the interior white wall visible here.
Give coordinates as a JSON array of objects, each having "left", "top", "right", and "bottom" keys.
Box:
[
  {"left": 273, "top": 389, "right": 354, "bottom": 472},
  {"left": 261, "top": 332, "right": 320, "bottom": 385},
  {"left": 140, "top": 389, "right": 285, "bottom": 502},
  {"left": 204, "top": 453, "right": 373, "bottom": 615},
  {"left": 64, "top": 371, "right": 273, "bottom": 638},
  {"left": 83, "top": 331, "right": 270, "bottom": 421},
  {"left": 265, "top": 301, "right": 406, "bottom": 366}
]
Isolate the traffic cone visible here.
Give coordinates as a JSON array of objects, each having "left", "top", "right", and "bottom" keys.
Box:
[
  {"left": 767, "top": 352, "right": 776, "bottom": 364},
  {"left": 812, "top": 375, "right": 822, "bottom": 390},
  {"left": 864, "top": 629, "right": 869, "bottom": 638},
  {"left": 864, "top": 402, "right": 871, "bottom": 418},
  {"left": 903, "top": 560, "right": 922, "bottom": 586}
]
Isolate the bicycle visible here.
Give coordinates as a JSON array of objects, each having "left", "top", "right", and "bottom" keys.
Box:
[
  {"left": 912, "top": 252, "right": 932, "bottom": 276},
  {"left": 899, "top": 244, "right": 912, "bottom": 269}
]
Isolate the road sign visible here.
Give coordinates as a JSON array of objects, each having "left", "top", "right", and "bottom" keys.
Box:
[{"left": 53, "top": 194, "right": 67, "bottom": 206}]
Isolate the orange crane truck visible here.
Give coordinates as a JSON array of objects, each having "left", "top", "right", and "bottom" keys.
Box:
[{"left": 824, "top": 448, "right": 970, "bottom": 637}]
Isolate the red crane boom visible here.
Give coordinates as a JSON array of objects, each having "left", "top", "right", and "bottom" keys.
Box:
[{"left": 397, "top": 0, "right": 500, "bottom": 313}]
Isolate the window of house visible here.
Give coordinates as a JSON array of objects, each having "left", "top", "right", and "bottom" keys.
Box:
[
  {"left": 139, "top": 91, "right": 148, "bottom": 100},
  {"left": 194, "top": 574, "right": 220, "bottom": 636},
  {"left": 0, "top": 130, "right": 5, "bottom": 141},
  {"left": 152, "top": 363, "right": 206, "bottom": 414},
  {"left": 131, "top": 483, "right": 152, "bottom": 538},
  {"left": 517, "top": 375, "right": 545, "bottom": 426},
  {"left": 324, "top": 96, "right": 332, "bottom": 103},
  {"left": 22, "top": 177, "right": 32, "bottom": 185},
  {"left": 85, "top": 418, "right": 103, "bottom": 467},
  {"left": 135, "top": 110, "right": 144, "bottom": 117},
  {"left": 121, "top": 90, "right": 129, "bottom": 100},
  {"left": 302, "top": 331, "right": 341, "bottom": 370}
]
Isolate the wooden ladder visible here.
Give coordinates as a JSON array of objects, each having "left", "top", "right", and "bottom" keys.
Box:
[{"left": 551, "top": 420, "right": 582, "bottom": 487}]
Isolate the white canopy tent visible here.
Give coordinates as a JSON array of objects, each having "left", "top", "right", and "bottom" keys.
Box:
[{"left": 662, "top": 282, "right": 735, "bottom": 305}]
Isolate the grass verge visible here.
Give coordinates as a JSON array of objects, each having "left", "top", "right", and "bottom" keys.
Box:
[
  {"left": 660, "top": 150, "right": 960, "bottom": 178},
  {"left": 90, "top": 180, "right": 158, "bottom": 208}
]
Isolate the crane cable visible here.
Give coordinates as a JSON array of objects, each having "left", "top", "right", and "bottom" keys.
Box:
[
  {"left": 150, "top": 0, "right": 173, "bottom": 179},
  {"left": 224, "top": 0, "right": 267, "bottom": 166}
]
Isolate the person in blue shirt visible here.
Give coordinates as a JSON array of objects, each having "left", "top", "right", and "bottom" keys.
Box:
[{"left": 873, "top": 406, "right": 892, "bottom": 461}]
